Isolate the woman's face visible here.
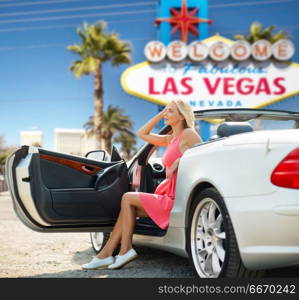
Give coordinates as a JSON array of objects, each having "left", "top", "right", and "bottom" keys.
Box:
[{"left": 163, "top": 101, "right": 184, "bottom": 127}]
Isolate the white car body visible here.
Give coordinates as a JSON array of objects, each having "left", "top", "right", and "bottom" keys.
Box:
[{"left": 134, "top": 129, "right": 299, "bottom": 270}]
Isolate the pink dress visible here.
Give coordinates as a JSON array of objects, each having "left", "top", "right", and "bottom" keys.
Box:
[{"left": 139, "top": 131, "right": 184, "bottom": 230}]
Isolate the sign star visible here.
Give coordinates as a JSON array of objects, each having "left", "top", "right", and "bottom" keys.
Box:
[{"left": 155, "top": 0, "right": 212, "bottom": 43}]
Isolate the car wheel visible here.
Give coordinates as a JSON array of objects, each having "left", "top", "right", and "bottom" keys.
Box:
[
  {"left": 90, "top": 232, "right": 120, "bottom": 256},
  {"left": 187, "top": 187, "right": 264, "bottom": 278}
]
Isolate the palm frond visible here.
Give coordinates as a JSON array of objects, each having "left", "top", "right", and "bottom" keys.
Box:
[
  {"left": 67, "top": 44, "right": 84, "bottom": 55},
  {"left": 270, "top": 30, "right": 288, "bottom": 43},
  {"left": 235, "top": 21, "right": 290, "bottom": 45},
  {"left": 260, "top": 25, "right": 276, "bottom": 40},
  {"left": 233, "top": 34, "right": 246, "bottom": 41},
  {"left": 250, "top": 22, "right": 263, "bottom": 36},
  {"left": 68, "top": 60, "right": 82, "bottom": 73},
  {"left": 67, "top": 20, "right": 131, "bottom": 77}
]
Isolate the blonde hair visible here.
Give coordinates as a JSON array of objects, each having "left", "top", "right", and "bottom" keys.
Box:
[{"left": 173, "top": 99, "right": 195, "bottom": 129}]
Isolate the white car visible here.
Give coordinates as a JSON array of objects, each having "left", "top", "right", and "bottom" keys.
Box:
[{"left": 5, "top": 108, "right": 299, "bottom": 278}]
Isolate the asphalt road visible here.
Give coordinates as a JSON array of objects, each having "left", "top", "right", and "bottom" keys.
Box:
[{"left": 0, "top": 191, "right": 298, "bottom": 278}]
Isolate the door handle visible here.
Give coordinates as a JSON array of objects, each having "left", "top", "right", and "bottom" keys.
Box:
[{"left": 81, "top": 165, "right": 95, "bottom": 174}]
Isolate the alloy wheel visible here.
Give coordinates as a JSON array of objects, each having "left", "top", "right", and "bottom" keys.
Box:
[
  {"left": 90, "top": 232, "right": 104, "bottom": 252},
  {"left": 190, "top": 198, "right": 226, "bottom": 278}
]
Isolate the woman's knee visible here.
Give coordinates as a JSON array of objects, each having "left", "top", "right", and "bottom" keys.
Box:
[
  {"left": 121, "top": 192, "right": 133, "bottom": 206},
  {"left": 121, "top": 192, "right": 141, "bottom": 209}
]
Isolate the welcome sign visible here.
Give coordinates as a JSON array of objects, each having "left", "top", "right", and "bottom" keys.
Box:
[{"left": 121, "top": 35, "right": 299, "bottom": 110}]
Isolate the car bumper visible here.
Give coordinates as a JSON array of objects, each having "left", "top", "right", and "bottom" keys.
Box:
[{"left": 225, "top": 188, "right": 299, "bottom": 270}]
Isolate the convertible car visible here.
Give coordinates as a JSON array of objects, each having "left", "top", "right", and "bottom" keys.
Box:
[{"left": 5, "top": 108, "right": 299, "bottom": 278}]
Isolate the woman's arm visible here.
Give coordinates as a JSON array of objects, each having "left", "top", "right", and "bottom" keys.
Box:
[
  {"left": 180, "top": 128, "right": 203, "bottom": 152},
  {"left": 136, "top": 106, "right": 171, "bottom": 147}
]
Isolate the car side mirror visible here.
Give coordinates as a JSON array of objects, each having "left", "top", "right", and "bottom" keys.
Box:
[
  {"left": 85, "top": 150, "right": 107, "bottom": 161},
  {"left": 110, "top": 145, "right": 123, "bottom": 162}
]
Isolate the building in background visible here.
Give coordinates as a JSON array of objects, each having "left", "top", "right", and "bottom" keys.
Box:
[
  {"left": 20, "top": 130, "right": 43, "bottom": 147},
  {"left": 54, "top": 128, "right": 98, "bottom": 156}
]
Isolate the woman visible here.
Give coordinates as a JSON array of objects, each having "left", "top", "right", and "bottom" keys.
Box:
[{"left": 82, "top": 99, "right": 202, "bottom": 270}]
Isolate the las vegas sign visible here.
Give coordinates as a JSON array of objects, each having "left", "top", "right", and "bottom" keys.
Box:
[
  {"left": 121, "top": 34, "right": 299, "bottom": 111},
  {"left": 121, "top": 0, "right": 298, "bottom": 111}
]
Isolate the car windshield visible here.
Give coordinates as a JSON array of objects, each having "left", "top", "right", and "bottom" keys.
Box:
[
  {"left": 194, "top": 108, "right": 299, "bottom": 135},
  {"left": 208, "top": 117, "right": 298, "bottom": 136},
  {"left": 194, "top": 108, "right": 299, "bottom": 122},
  {"left": 155, "top": 109, "right": 299, "bottom": 159}
]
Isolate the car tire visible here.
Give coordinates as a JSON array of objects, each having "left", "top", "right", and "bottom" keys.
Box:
[
  {"left": 187, "top": 187, "right": 264, "bottom": 278},
  {"left": 90, "top": 232, "right": 120, "bottom": 256}
]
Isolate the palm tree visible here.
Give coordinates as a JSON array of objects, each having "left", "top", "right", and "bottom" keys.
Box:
[
  {"left": 32, "top": 142, "right": 41, "bottom": 147},
  {"left": 234, "top": 21, "right": 291, "bottom": 44},
  {"left": 0, "top": 136, "right": 18, "bottom": 175},
  {"left": 113, "top": 132, "right": 137, "bottom": 161},
  {"left": 84, "top": 104, "right": 135, "bottom": 154},
  {"left": 67, "top": 21, "right": 131, "bottom": 149}
]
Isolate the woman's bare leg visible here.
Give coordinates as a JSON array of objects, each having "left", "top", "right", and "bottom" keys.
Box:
[
  {"left": 119, "top": 197, "right": 136, "bottom": 255},
  {"left": 96, "top": 208, "right": 123, "bottom": 259},
  {"left": 119, "top": 192, "right": 148, "bottom": 255},
  {"left": 96, "top": 192, "right": 148, "bottom": 258}
]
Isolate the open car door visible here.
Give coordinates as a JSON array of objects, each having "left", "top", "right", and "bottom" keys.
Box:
[{"left": 5, "top": 145, "right": 130, "bottom": 232}]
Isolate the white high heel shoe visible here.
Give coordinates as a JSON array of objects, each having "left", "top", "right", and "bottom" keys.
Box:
[
  {"left": 108, "top": 248, "right": 138, "bottom": 269},
  {"left": 82, "top": 255, "right": 114, "bottom": 270}
]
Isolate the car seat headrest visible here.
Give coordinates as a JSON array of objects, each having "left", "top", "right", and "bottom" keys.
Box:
[{"left": 217, "top": 122, "right": 254, "bottom": 137}]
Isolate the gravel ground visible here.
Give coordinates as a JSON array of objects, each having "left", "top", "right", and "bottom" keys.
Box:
[
  {"left": 0, "top": 191, "right": 195, "bottom": 278},
  {"left": 1, "top": 191, "right": 298, "bottom": 278}
]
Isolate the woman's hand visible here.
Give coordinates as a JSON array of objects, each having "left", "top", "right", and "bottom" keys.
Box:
[
  {"left": 158, "top": 104, "right": 169, "bottom": 119},
  {"left": 159, "top": 101, "right": 175, "bottom": 119},
  {"left": 136, "top": 103, "right": 170, "bottom": 145}
]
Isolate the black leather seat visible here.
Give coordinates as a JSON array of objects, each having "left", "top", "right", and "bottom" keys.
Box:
[{"left": 208, "top": 122, "right": 253, "bottom": 140}]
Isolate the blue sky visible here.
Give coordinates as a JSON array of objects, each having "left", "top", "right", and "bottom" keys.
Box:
[{"left": 0, "top": 0, "right": 299, "bottom": 151}]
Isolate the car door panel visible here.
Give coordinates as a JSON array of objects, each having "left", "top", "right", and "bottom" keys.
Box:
[
  {"left": 7, "top": 145, "right": 130, "bottom": 229},
  {"left": 40, "top": 157, "right": 97, "bottom": 189},
  {"left": 49, "top": 163, "right": 129, "bottom": 220}
]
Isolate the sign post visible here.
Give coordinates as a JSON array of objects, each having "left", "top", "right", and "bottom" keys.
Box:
[{"left": 156, "top": 0, "right": 211, "bottom": 140}]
